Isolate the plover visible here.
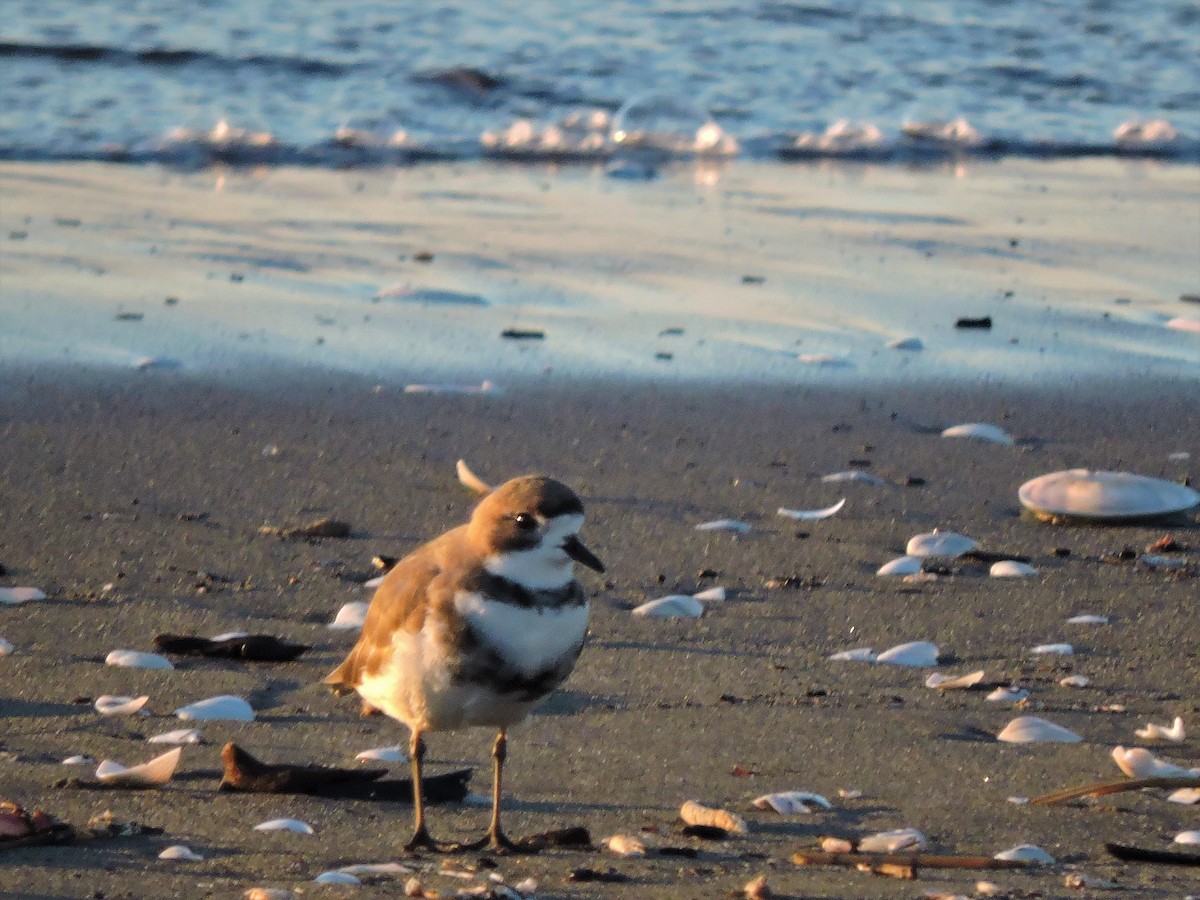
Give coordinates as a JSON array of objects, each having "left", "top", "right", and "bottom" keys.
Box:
[{"left": 325, "top": 475, "right": 603, "bottom": 852}]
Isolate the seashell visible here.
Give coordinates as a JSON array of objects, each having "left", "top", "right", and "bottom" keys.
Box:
[
  {"left": 95, "top": 695, "right": 150, "bottom": 716},
  {"left": 1063, "top": 873, "right": 1120, "bottom": 890},
  {"left": 96, "top": 747, "right": 182, "bottom": 786},
  {"left": 752, "top": 791, "right": 832, "bottom": 814},
  {"left": 105, "top": 649, "right": 174, "bottom": 670},
  {"left": 336, "top": 862, "right": 413, "bottom": 876},
  {"left": 838, "top": 789, "right": 862, "bottom": 800},
  {"left": 994, "top": 844, "right": 1055, "bottom": 864},
  {"left": 820, "top": 836, "right": 856, "bottom": 852},
  {"left": 632, "top": 595, "right": 704, "bottom": 618},
  {"left": 926, "top": 670, "right": 985, "bottom": 690},
  {"left": 403, "top": 878, "right": 424, "bottom": 897},
  {"left": 976, "top": 881, "right": 1001, "bottom": 896},
  {"left": 329, "top": 600, "right": 370, "bottom": 630},
  {"left": 254, "top": 818, "right": 314, "bottom": 834},
  {"left": 987, "top": 686, "right": 1029, "bottom": 703},
  {"left": 159, "top": 844, "right": 204, "bottom": 861},
  {"left": 0, "top": 586, "right": 47, "bottom": 604},
  {"left": 858, "top": 828, "right": 927, "bottom": 853},
  {"left": 877, "top": 556, "right": 923, "bottom": 576},
  {"left": 1030, "top": 643, "right": 1073, "bottom": 656},
  {"left": 314, "top": 872, "right": 361, "bottom": 885},
  {"left": 821, "top": 470, "right": 886, "bottom": 486},
  {"left": 695, "top": 518, "right": 751, "bottom": 533},
  {"left": 363, "top": 575, "right": 384, "bottom": 589},
  {"left": 941, "top": 423, "right": 1014, "bottom": 446},
  {"left": 777, "top": 499, "right": 845, "bottom": 520},
  {"left": 888, "top": 337, "right": 924, "bottom": 350},
  {"left": 1167, "top": 788, "right": 1200, "bottom": 804},
  {"left": 876, "top": 641, "right": 939, "bottom": 667},
  {"left": 1135, "top": 716, "right": 1185, "bottom": 742},
  {"left": 1174, "top": 831, "right": 1200, "bottom": 845},
  {"left": 403, "top": 380, "right": 499, "bottom": 395},
  {"left": 148, "top": 728, "right": 202, "bottom": 745},
  {"left": 902, "top": 571, "right": 938, "bottom": 583},
  {"left": 0, "top": 637, "right": 12, "bottom": 656},
  {"left": 174, "top": 695, "right": 254, "bottom": 721},
  {"left": 691, "top": 586, "right": 726, "bottom": 602},
  {"left": 355, "top": 745, "right": 407, "bottom": 763},
  {"left": 1139, "top": 553, "right": 1185, "bottom": 569},
  {"left": 606, "top": 834, "right": 646, "bottom": 857},
  {"left": 245, "top": 890, "right": 292, "bottom": 900},
  {"left": 1166, "top": 316, "right": 1200, "bottom": 333},
  {"left": 1007, "top": 796, "right": 1029, "bottom": 805},
  {"left": 209, "top": 630, "right": 249, "bottom": 642},
  {"left": 1066, "top": 614, "right": 1109, "bottom": 625},
  {"left": 456, "top": 459, "right": 493, "bottom": 495},
  {"left": 1112, "top": 746, "right": 1198, "bottom": 779},
  {"left": 906, "top": 529, "right": 977, "bottom": 558},
  {"left": 997, "top": 716, "right": 1082, "bottom": 743},
  {"left": 1018, "top": 469, "right": 1200, "bottom": 522},
  {"left": 1059, "top": 675, "right": 1090, "bottom": 688},
  {"left": 63, "top": 754, "right": 94, "bottom": 765},
  {"left": 798, "top": 353, "right": 850, "bottom": 367},
  {"left": 829, "top": 647, "right": 876, "bottom": 662},
  {"left": 743, "top": 874, "right": 770, "bottom": 900},
  {"left": 680, "top": 800, "right": 748, "bottom": 834},
  {"left": 990, "top": 560, "right": 1037, "bottom": 577}
]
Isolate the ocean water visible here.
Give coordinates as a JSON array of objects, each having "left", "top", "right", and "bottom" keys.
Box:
[{"left": 2, "top": 0, "right": 1198, "bottom": 166}]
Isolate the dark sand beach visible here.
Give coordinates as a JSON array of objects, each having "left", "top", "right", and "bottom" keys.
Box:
[{"left": 1, "top": 364, "right": 1197, "bottom": 899}]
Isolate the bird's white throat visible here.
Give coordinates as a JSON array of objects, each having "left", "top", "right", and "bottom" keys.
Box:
[{"left": 483, "top": 513, "right": 585, "bottom": 590}]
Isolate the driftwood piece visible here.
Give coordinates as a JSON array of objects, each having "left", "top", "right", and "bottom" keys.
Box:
[
  {"left": 1105, "top": 842, "right": 1200, "bottom": 866},
  {"left": 1029, "top": 775, "right": 1200, "bottom": 806},
  {"left": 154, "top": 633, "right": 310, "bottom": 662},
  {"left": 792, "top": 850, "right": 1032, "bottom": 871},
  {"left": 218, "top": 742, "right": 470, "bottom": 804}
]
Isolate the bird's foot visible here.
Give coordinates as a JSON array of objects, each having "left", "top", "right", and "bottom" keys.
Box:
[
  {"left": 453, "top": 829, "right": 538, "bottom": 855},
  {"left": 403, "top": 827, "right": 455, "bottom": 854}
]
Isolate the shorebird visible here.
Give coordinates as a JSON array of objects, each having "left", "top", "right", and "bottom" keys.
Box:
[{"left": 325, "top": 475, "right": 604, "bottom": 852}]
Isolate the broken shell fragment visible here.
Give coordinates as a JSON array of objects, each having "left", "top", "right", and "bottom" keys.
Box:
[
  {"left": 148, "top": 728, "right": 202, "bottom": 745},
  {"left": 994, "top": 844, "right": 1055, "bottom": 864},
  {"left": 174, "top": 695, "right": 254, "bottom": 721},
  {"left": 680, "top": 800, "right": 748, "bottom": 834},
  {"left": 692, "top": 586, "right": 726, "bottom": 601},
  {"left": 1018, "top": 469, "right": 1200, "bottom": 522},
  {"left": 96, "top": 747, "right": 182, "bottom": 786},
  {"left": 254, "top": 818, "right": 314, "bottom": 834},
  {"left": 997, "top": 716, "right": 1082, "bottom": 743},
  {"left": 632, "top": 595, "right": 704, "bottom": 618},
  {"left": 606, "top": 834, "right": 646, "bottom": 857},
  {"left": 245, "top": 890, "right": 292, "bottom": 900},
  {"left": 752, "top": 792, "right": 832, "bottom": 814},
  {"left": 941, "top": 423, "right": 1014, "bottom": 446},
  {"left": 906, "top": 530, "right": 977, "bottom": 558},
  {"left": 1059, "top": 675, "right": 1090, "bottom": 688},
  {"left": 0, "top": 586, "right": 46, "bottom": 604},
  {"left": 95, "top": 695, "right": 150, "bottom": 716},
  {"left": 355, "top": 745, "right": 407, "bottom": 763},
  {"left": 829, "top": 647, "right": 876, "bottom": 662},
  {"left": 1030, "top": 643, "right": 1073, "bottom": 656},
  {"left": 159, "top": 844, "right": 204, "bottom": 861},
  {"left": 1174, "top": 831, "right": 1200, "bottom": 845},
  {"left": 887, "top": 336, "right": 923, "bottom": 350},
  {"left": 990, "top": 560, "right": 1037, "bottom": 577},
  {"left": 858, "top": 828, "right": 927, "bottom": 853},
  {"left": 314, "top": 872, "right": 360, "bottom": 885},
  {"left": 455, "top": 459, "right": 493, "bottom": 495},
  {"left": 695, "top": 518, "right": 752, "bottom": 533},
  {"left": 777, "top": 499, "right": 845, "bottom": 520},
  {"left": 743, "top": 874, "right": 771, "bottom": 900},
  {"left": 1167, "top": 788, "right": 1200, "bottom": 804},
  {"left": 820, "top": 836, "right": 857, "bottom": 852},
  {"left": 105, "top": 650, "right": 174, "bottom": 670},
  {"left": 875, "top": 641, "right": 939, "bottom": 667},
  {"left": 926, "top": 670, "right": 985, "bottom": 690},
  {"left": 987, "top": 686, "right": 1029, "bottom": 703},
  {"left": 1066, "top": 614, "right": 1109, "bottom": 625},
  {"left": 329, "top": 600, "right": 370, "bottom": 630},
  {"left": 1135, "top": 716, "right": 1185, "bottom": 742},
  {"left": 1112, "top": 746, "right": 1198, "bottom": 778},
  {"left": 63, "top": 754, "right": 94, "bottom": 765},
  {"left": 0, "top": 638, "right": 12, "bottom": 656},
  {"left": 821, "top": 470, "right": 886, "bottom": 486},
  {"left": 877, "top": 556, "right": 923, "bottom": 576}
]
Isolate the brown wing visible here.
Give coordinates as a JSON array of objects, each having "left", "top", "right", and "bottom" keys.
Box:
[{"left": 322, "top": 528, "right": 462, "bottom": 693}]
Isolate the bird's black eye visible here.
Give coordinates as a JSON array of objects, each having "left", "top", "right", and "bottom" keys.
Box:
[{"left": 514, "top": 512, "right": 538, "bottom": 530}]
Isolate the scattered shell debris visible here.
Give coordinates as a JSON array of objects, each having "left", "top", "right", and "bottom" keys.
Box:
[
  {"left": 1112, "top": 746, "right": 1199, "bottom": 778},
  {"left": 926, "top": 670, "right": 985, "bottom": 690},
  {"left": 987, "top": 686, "right": 1030, "bottom": 703},
  {"left": 752, "top": 791, "right": 832, "bottom": 814},
  {"left": 606, "top": 834, "right": 646, "bottom": 857},
  {"left": 329, "top": 601, "right": 370, "bottom": 630},
  {"left": 906, "top": 530, "right": 977, "bottom": 558},
  {"left": 105, "top": 649, "right": 174, "bottom": 670},
  {"left": 0, "top": 587, "right": 46, "bottom": 605},
  {"left": 680, "top": 799, "right": 748, "bottom": 834},
  {"left": 174, "top": 695, "right": 254, "bottom": 721},
  {"left": 857, "top": 827, "right": 927, "bottom": 852},
  {"left": 777, "top": 498, "right": 845, "bottom": 520},
  {"left": 253, "top": 818, "right": 314, "bottom": 834},
  {"left": 997, "top": 716, "right": 1082, "bottom": 743},
  {"left": 1135, "top": 716, "right": 1185, "bottom": 742},
  {"left": 159, "top": 844, "right": 204, "bottom": 861},
  {"left": 694, "top": 518, "right": 752, "bottom": 533},
  {"left": 990, "top": 560, "right": 1037, "bottom": 577},
  {"left": 94, "top": 695, "right": 150, "bottom": 716},
  {"left": 941, "top": 423, "right": 1015, "bottom": 445},
  {"left": 1018, "top": 469, "right": 1200, "bottom": 522},
  {"left": 96, "top": 747, "right": 182, "bottom": 787}
]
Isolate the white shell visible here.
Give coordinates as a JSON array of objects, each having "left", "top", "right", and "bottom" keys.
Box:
[
  {"left": 96, "top": 747, "right": 182, "bottom": 786},
  {"left": 990, "top": 560, "right": 1037, "bottom": 577},
  {"left": 1018, "top": 469, "right": 1200, "bottom": 521},
  {"left": 692, "top": 586, "right": 726, "bottom": 601},
  {"left": 1167, "top": 788, "right": 1200, "bottom": 804},
  {"left": 752, "top": 791, "right": 832, "bottom": 814},
  {"left": 363, "top": 575, "right": 384, "bottom": 589},
  {"left": 821, "top": 470, "right": 886, "bottom": 486},
  {"left": 95, "top": 695, "right": 150, "bottom": 716},
  {"left": 1066, "top": 614, "right": 1109, "bottom": 625},
  {"left": 906, "top": 530, "right": 977, "bottom": 558},
  {"left": 1135, "top": 716, "right": 1185, "bottom": 742},
  {"left": 1174, "top": 831, "right": 1200, "bottom": 845},
  {"left": 829, "top": 647, "right": 876, "bottom": 662},
  {"left": 355, "top": 745, "right": 408, "bottom": 763},
  {"left": 210, "top": 630, "right": 249, "bottom": 642},
  {"left": 174, "top": 695, "right": 254, "bottom": 721},
  {"left": 926, "top": 670, "right": 985, "bottom": 690},
  {"left": 62, "top": 754, "right": 94, "bottom": 765},
  {"left": 159, "top": 844, "right": 204, "bottom": 861},
  {"left": 632, "top": 595, "right": 704, "bottom": 618},
  {"left": 1112, "top": 746, "right": 1198, "bottom": 778},
  {"left": 254, "top": 818, "right": 314, "bottom": 834},
  {"left": 1140, "top": 553, "right": 1185, "bottom": 569},
  {"left": 858, "top": 828, "right": 927, "bottom": 853},
  {"left": 1030, "top": 643, "right": 1073, "bottom": 656},
  {"left": 877, "top": 556, "right": 923, "bottom": 576},
  {"left": 329, "top": 600, "right": 370, "bottom": 630},
  {"left": 606, "top": 834, "right": 646, "bottom": 857},
  {"left": 994, "top": 844, "right": 1055, "bottom": 864},
  {"left": 1059, "top": 675, "right": 1090, "bottom": 688},
  {"left": 0, "top": 586, "right": 46, "bottom": 604},
  {"left": 997, "top": 715, "right": 1082, "bottom": 743},
  {"left": 244, "top": 890, "right": 293, "bottom": 900},
  {"left": 876, "top": 641, "right": 939, "bottom": 667},
  {"left": 403, "top": 380, "right": 499, "bottom": 395},
  {"left": 148, "top": 728, "right": 202, "bottom": 745},
  {"left": 314, "top": 872, "right": 360, "bottom": 885},
  {"left": 1166, "top": 316, "right": 1200, "bottom": 332},
  {"left": 987, "top": 686, "right": 1029, "bottom": 703},
  {"left": 888, "top": 337, "right": 924, "bottom": 350},
  {"left": 942, "top": 423, "right": 1014, "bottom": 446},
  {"left": 335, "top": 863, "right": 413, "bottom": 876},
  {"left": 456, "top": 459, "right": 493, "bottom": 494},
  {"left": 695, "top": 518, "right": 751, "bottom": 533},
  {"left": 0, "top": 638, "right": 12, "bottom": 656},
  {"left": 105, "top": 649, "right": 174, "bottom": 670},
  {"left": 777, "top": 499, "right": 845, "bottom": 520},
  {"left": 798, "top": 353, "right": 850, "bottom": 367}
]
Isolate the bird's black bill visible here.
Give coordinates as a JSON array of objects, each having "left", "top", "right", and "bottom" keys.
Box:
[{"left": 562, "top": 535, "right": 605, "bottom": 573}]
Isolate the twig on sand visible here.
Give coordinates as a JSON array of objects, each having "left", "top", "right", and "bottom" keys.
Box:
[{"left": 1029, "top": 775, "right": 1200, "bottom": 806}]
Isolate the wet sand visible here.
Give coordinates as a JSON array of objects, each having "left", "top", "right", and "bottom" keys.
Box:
[{"left": 1, "top": 365, "right": 1197, "bottom": 899}]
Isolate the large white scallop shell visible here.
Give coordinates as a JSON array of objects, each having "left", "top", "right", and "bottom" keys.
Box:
[
  {"left": 906, "top": 530, "right": 977, "bottom": 558},
  {"left": 997, "top": 716, "right": 1082, "bottom": 743},
  {"left": 174, "top": 695, "right": 254, "bottom": 721},
  {"left": 941, "top": 423, "right": 1014, "bottom": 446},
  {"left": 1135, "top": 716, "right": 1185, "bottom": 742},
  {"left": 0, "top": 586, "right": 46, "bottom": 604},
  {"left": 96, "top": 747, "right": 182, "bottom": 786},
  {"left": 876, "top": 641, "right": 939, "bottom": 667},
  {"left": 777, "top": 499, "right": 845, "bottom": 520},
  {"left": 95, "top": 695, "right": 150, "bottom": 716},
  {"left": 876, "top": 556, "right": 923, "bottom": 576},
  {"left": 632, "top": 595, "right": 704, "bottom": 618},
  {"left": 105, "top": 649, "right": 174, "bottom": 670},
  {"left": 254, "top": 818, "right": 314, "bottom": 834},
  {"left": 1112, "top": 746, "right": 1199, "bottom": 778},
  {"left": 858, "top": 828, "right": 927, "bottom": 853},
  {"left": 1018, "top": 469, "right": 1200, "bottom": 522},
  {"left": 994, "top": 844, "right": 1055, "bottom": 864},
  {"left": 990, "top": 560, "right": 1037, "bottom": 577},
  {"left": 329, "top": 600, "right": 370, "bottom": 630},
  {"left": 752, "top": 791, "right": 832, "bottom": 814}
]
